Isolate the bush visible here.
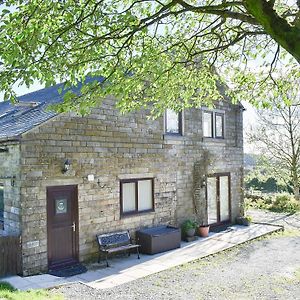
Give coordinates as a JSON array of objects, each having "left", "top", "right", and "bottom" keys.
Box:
[
  {"left": 245, "top": 192, "right": 300, "bottom": 214},
  {"left": 0, "top": 282, "right": 15, "bottom": 292},
  {"left": 270, "top": 194, "right": 300, "bottom": 213},
  {"left": 181, "top": 219, "right": 197, "bottom": 234}
]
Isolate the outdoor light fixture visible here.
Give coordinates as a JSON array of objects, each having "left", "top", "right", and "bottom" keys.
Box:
[
  {"left": 201, "top": 175, "right": 206, "bottom": 188},
  {"left": 62, "top": 159, "right": 71, "bottom": 173}
]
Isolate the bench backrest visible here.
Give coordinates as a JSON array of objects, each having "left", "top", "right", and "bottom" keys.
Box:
[{"left": 97, "top": 231, "right": 131, "bottom": 249}]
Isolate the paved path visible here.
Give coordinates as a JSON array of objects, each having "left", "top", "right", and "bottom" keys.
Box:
[
  {"left": 1, "top": 223, "right": 281, "bottom": 291},
  {"left": 248, "top": 209, "right": 300, "bottom": 230}
]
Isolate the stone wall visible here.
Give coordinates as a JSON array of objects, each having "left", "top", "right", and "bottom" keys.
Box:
[
  {"left": 0, "top": 142, "right": 21, "bottom": 234},
  {"left": 19, "top": 97, "right": 243, "bottom": 275}
]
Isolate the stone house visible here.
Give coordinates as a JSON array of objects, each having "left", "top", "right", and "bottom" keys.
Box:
[{"left": 0, "top": 80, "right": 244, "bottom": 275}]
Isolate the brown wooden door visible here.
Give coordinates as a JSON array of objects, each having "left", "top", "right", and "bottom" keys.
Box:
[
  {"left": 206, "top": 173, "right": 231, "bottom": 226},
  {"left": 47, "top": 185, "right": 79, "bottom": 269}
]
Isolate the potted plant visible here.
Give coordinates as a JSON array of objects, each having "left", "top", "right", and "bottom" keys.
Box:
[
  {"left": 242, "top": 215, "right": 252, "bottom": 226},
  {"left": 236, "top": 215, "right": 252, "bottom": 226},
  {"left": 181, "top": 219, "right": 197, "bottom": 237},
  {"left": 197, "top": 221, "right": 210, "bottom": 237}
]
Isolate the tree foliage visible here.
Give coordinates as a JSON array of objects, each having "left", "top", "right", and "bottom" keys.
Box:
[
  {"left": 0, "top": 0, "right": 299, "bottom": 115},
  {"left": 248, "top": 84, "right": 300, "bottom": 200}
]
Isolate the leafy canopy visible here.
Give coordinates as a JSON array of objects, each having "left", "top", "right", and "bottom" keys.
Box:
[
  {"left": 0, "top": 0, "right": 299, "bottom": 115},
  {"left": 247, "top": 81, "right": 300, "bottom": 199}
]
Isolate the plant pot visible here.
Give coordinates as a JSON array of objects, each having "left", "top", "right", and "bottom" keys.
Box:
[
  {"left": 186, "top": 228, "right": 196, "bottom": 237},
  {"left": 242, "top": 219, "right": 251, "bottom": 226},
  {"left": 236, "top": 216, "right": 251, "bottom": 226},
  {"left": 198, "top": 225, "right": 210, "bottom": 237},
  {"left": 236, "top": 216, "right": 243, "bottom": 225}
]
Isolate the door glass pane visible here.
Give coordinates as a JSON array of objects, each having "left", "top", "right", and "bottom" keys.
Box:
[
  {"left": 138, "top": 180, "right": 153, "bottom": 211},
  {"left": 166, "top": 109, "right": 180, "bottom": 134},
  {"left": 203, "top": 112, "right": 213, "bottom": 137},
  {"left": 55, "top": 198, "right": 67, "bottom": 214},
  {"left": 215, "top": 114, "right": 224, "bottom": 138},
  {"left": 207, "top": 177, "right": 217, "bottom": 224},
  {"left": 220, "top": 176, "right": 229, "bottom": 221},
  {"left": 122, "top": 182, "right": 136, "bottom": 213}
]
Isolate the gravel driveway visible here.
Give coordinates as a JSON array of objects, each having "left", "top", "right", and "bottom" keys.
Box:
[{"left": 54, "top": 210, "right": 300, "bottom": 300}]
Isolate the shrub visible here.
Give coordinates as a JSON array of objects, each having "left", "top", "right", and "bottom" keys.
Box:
[
  {"left": 245, "top": 192, "right": 300, "bottom": 214},
  {"left": 0, "top": 282, "right": 15, "bottom": 292},
  {"left": 270, "top": 194, "right": 300, "bottom": 213},
  {"left": 181, "top": 219, "right": 197, "bottom": 234},
  {"left": 244, "top": 196, "right": 271, "bottom": 210}
]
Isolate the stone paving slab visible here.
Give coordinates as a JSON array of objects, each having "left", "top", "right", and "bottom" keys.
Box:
[
  {"left": 0, "top": 223, "right": 282, "bottom": 291},
  {"left": 211, "top": 224, "right": 283, "bottom": 245}
]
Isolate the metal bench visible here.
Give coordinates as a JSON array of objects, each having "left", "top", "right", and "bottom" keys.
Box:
[{"left": 96, "top": 231, "right": 140, "bottom": 267}]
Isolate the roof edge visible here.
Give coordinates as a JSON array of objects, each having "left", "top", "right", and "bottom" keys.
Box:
[{"left": 0, "top": 136, "right": 21, "bottom": 143}]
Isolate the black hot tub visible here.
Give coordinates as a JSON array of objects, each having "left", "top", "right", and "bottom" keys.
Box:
[{"left": 136, "top": 225, "right": 181, "bottom": 254}]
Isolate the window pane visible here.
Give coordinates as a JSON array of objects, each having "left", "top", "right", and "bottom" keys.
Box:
[
  {"left": 220, "top": 176, "right": 229, "bottom": 221},
  {"left": 166, "top": 109, "right": 180, "bottom": 134},
  {"left": 203, "top": 112, "right": 213, "bottom": 137},
  {"left": 207, "top": 177, "right": 217, "bottom": 224},
  {"left": 215, "top": 114, "right": 224, "bottom": 138},
  {"left": 55, "top": 198, "right": 67, "bottom": 214},
  {"left": 138, "top": 180, "right": 153, "bottom": 211},
  {"left": 122, "top": 182, "right": 136, "bottom": 213},
  {"left": 0, "top": 185, "right": 3, "bottom": 219}
]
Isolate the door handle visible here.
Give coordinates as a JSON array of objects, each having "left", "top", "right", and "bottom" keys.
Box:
[{"left": 72, "top": 222, "right": 76, "bottom": 232}]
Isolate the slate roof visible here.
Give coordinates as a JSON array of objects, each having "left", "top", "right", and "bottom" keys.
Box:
[{"left": 0, "top": 77, "right": 104, "bottom": 141}]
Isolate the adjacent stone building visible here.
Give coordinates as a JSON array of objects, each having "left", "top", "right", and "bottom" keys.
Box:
[{"left": 0, "top": 80, "right": 244, "bottom": 275}]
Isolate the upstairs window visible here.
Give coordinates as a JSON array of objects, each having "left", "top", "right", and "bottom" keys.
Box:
[
  {"left": 120, "top": 178, "right": 154, "bottom": 216},
  {"left": 203, "top": 111, "right": 213, "bottom": 138},
  {"left": 203, "top": 110, "right": 225, "bottom": 139},
  {"left": 165, "top": 109, "right": 182, "bottom": 135},
  {"left": 215, "top": 113, "right": 225, "bottom": 138}
]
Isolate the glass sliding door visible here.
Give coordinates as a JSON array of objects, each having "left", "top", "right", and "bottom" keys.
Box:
[
  {"left": 219, "top": 176, "right": 230, "bottom": 222},
  {"left": 207, "top": 177, "right": 218, "bottom": 224},
  {"left": 206, "top": 173, "right": 231, "bottom": 225}
]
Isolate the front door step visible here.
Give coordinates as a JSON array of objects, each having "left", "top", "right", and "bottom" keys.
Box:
[{"left": 48, "top": 263, "right": 87, "bottom": 277}]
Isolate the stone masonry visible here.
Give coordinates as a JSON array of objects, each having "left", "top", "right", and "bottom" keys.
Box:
[
  {"left": 0, "top": 142, "right": 21, "bottom": 234},
  {"left": 0, "top": 96, "right": 243, "bottom": 275}
]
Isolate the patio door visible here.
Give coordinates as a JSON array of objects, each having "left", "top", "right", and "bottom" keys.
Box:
[{"left": 207, "top": 173, "right": 231, "bottom": 226}]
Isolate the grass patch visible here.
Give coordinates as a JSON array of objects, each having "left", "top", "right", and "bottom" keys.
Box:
[{"left": 0, "top": 281, "right": 63, "bottom": 300}]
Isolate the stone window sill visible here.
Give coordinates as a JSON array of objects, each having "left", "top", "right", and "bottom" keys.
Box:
[
  {"left": 163, "top": 134, "right": 184, "bottom": 141},
  {"left": 202, "top": 137, "right": 226, "bottom": 144}
]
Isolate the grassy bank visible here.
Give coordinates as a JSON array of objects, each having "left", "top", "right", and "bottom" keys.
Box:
[{"left": 0, "top": 281, "right": 63, "bottom": 300}]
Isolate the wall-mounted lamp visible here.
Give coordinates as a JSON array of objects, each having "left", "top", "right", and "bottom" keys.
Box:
[
  {"left": 11, "top": 176, "right": 15, "bottom": 187},
  {"left": 201, "top": 175, "right": 206, "bottom": 188},
  {"left": 62, "top": 159, "right": 71, "bottom": 173}
]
